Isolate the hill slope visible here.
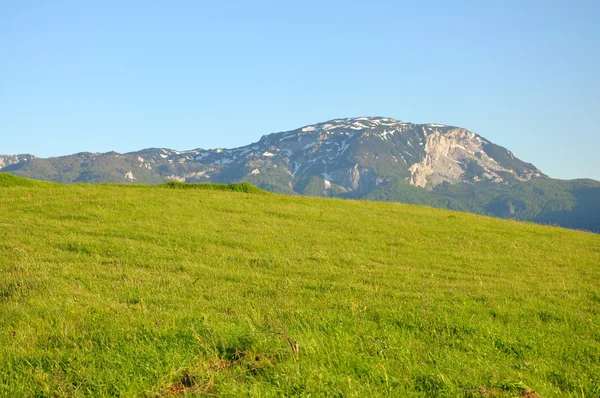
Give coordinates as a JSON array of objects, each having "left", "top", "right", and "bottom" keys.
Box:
[
  {"left": 0, "top": 173, "right": 54, "bottom": 187},
  {"left": 1, "top": 116, "right": 599, "bottom": 232},
  {"left": 1, "top": 183, "right": 599, "bottom": 396}
]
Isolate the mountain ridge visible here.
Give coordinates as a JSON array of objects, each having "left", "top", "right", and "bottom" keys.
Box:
[{"left": 2, "top": 116, "right": 598, "bottom": 232}]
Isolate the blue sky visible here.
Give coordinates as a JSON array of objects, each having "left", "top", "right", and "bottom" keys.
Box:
[{"left": 1, "top": 0, "right": 599, "bottom": 180}]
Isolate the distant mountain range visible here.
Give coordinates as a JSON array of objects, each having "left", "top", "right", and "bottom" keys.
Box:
[{"left": 2, "top": 116, "right": 599, "bottom": 232}]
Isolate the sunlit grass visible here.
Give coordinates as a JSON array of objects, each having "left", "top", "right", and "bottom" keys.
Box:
[{"left": 0, "top": 178, "right": 599, "bottom": 396}]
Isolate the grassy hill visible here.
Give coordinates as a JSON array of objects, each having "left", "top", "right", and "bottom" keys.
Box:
[
  {"left": 0, "top": 172, "right": 54, "bottom": 187},
  {"left": 0, "top": 176, "right": 599, "bottom": 396}
]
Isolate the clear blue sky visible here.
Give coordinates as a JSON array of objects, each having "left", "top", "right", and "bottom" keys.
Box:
[{"left": 1, "top": 0, "right": 599, "bottom": 180}]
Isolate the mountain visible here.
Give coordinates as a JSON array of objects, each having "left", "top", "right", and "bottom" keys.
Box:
[
  {"left": 0, "top": 154, "right": 35, "bottom": 170},
  {"left": 2, "top": 116, "right": 599, "bottom": 232}
]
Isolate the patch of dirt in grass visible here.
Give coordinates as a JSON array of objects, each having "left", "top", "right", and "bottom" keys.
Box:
[
  {"left": 160, "top": 370, "right": 213, "bottom": 397},
  {"left": 519, "top": 391, "right": 541, "bottom": 398},
  {"left": 477, "top": 386, "right": 502, "bottom": 396},
  {"left": 158, "top": 353, "right": 276, "bottom": 396},
  {"left": 208, "top": 352, "right": 276, "bottom": 375},
  {"left": 465, "top": 386, "right": 542, "bottom": 398},
  {"left": 208, "top": 358, "right": 230, "bottom": 372}
]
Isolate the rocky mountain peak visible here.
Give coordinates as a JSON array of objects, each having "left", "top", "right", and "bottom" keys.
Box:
[{"left": 1, "top": 116, "right": 543, "bottom": 194}]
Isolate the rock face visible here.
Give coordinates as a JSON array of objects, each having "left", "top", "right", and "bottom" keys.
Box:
[
  {"left": 124, "top": 171, "right": 136, "bottom": 181},
  {"left": 0, "top": 117, "right": 543, "bottom": 192},
  {"left": 408, "top": 128, "right": 541, "bottom": 188},
  {"left": 0, "top": 154, "right": 35, "bottom": 170}
]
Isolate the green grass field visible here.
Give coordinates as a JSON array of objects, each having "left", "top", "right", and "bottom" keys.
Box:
[{"left": 1, "top": 174, "right": 599, "bottom": 397}]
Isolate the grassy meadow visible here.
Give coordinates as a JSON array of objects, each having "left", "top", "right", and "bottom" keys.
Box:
[{"left": 0, "top": 174, "right": 599, "bottom": 397}]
